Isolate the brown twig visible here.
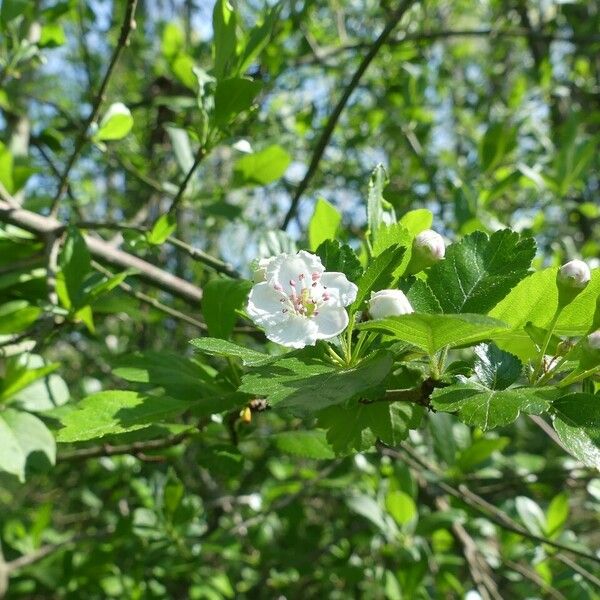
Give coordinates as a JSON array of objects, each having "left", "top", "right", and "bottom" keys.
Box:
[
  {"left": 50, "top": 0, "right": 139, "bottom": 216},
  {"left": 167, "top": 147, "right": 207, "bottom": 215},
  {"left": 281, "top": 0, "right": 417, "bottom": 229}
]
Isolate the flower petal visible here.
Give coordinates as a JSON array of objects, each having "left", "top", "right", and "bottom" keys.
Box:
[
  {"left": 265, "top": 251, "right": 324, "bottom": 289},
  {"left": 247, "top": 282, "right": 289, "bottom": 326},
  {"left": 320, "top": 272, "right": 358, "bottom": 306},
  {"left": 264, "top": 314, "right": 318, "bottom": 348},
  {"left": 313, "top": 306, "right": 349, "bottom": 340}
]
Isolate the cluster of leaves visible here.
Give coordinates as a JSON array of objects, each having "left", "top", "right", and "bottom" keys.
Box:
[{"left": 1, "top": 0, "right": 600, "bottom": 598}]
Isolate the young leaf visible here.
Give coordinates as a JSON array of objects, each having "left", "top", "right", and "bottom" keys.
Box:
[
  {"left": 473, "top": 343, "right": 522, "bottom": 390},
  {"left": 352, "top": 245, "right": 406, "bottom": 311},
  {"left": 456, "top": 437, "right": 509, "bottom": 472},
  {"left": 57, "top": 391, "right": 191, "bottom": 442},
  {"left": 56, "top": 227, "right": 91, "bottom": 310},
  {"left": 315, "top": 239, "right": 363, "bottom": 283},
  {"left": 213, "top": 77, "right": 262, "bottom": 127},
  {"left": 427, "top": 229, "right": 536, "bottom": 314},
  {"left": 234, "top": 145, "right": 291, "bottom": 186},
  {"left": 202, "top": 278, "right": 252, "bottom": 340},
  {"left": 358, "top": 313, "right": 508, "bottom": 355},
  {"left": 386, "top": 490, "right": 417, "bottom": 526},
  {"left": 546, "top": 493, "right": 569, "bottom": 537},
  {"left": 366, "top": 164, "right": 392, "bottom": 247},
  {"left": 212, "top": 0, "right": 237, "bottom": 79},
  {"left": 94, "top": 103, "right": 133, "bottom": 141},
  {"left": 515, "top": 496, "right": 546, "bottom": 537},
  {"left": 147, "top": 214, "right": 176, "bottom": 245},
  {"left": 308, "top": 198, "right": 341, "bottom": 251},
  {"left": 431, "top": 384, "right": 555, "bottom": 430},
  {"left": 398, "top": 209, "right": 433, "bottom": 235},
  {"left": 0, "top": 300, "right": 41, "bottom": 334}
]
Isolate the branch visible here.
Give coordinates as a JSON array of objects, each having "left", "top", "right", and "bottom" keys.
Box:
[
  {"left": 281, "top": 0, "right": 417, "bottom": 229},
  {"left": 50, "top": 0, "right": 139, "bottom": 216},
  {"left": 0, "top": 199, "right": 203, "bottom": 305},
  {"left": 167, "top": 147, "right": 207, "bottom": 215}
]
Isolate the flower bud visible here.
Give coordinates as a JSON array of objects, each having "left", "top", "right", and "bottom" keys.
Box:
[
  {"left": 369, "top": 289, "right": 414, "bottom": 319},
  {"left": 556, "top": 259, "right": 591, "bottom": 307},
  {"left": 407, "top": 229, "right": 445, "bottom": 274},
  {"left": 587, "top": 330, "right": 600, "bottom": 351}
]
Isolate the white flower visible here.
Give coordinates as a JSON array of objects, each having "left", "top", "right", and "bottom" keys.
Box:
[
  {"left": 414, "top": 229, "right": 445, "bottom": 262},
  {"left": 557, "top": 259, "right": 591, "bottom": 289},
  {"left": 369, "top": 289, "right": 413, "bottom": 319},
  {"left": 587, "top": 330, "right": 600, "bottom": 350},
  {"left": 246, "top": 251, "right": 357, "bottom": 348},
  {"left": 252, "top": 257, "right": 275, "bottom": 283}
]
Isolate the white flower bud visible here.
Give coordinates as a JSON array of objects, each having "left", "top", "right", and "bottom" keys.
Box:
[
  {"left": 407, "top": 229, "right": 446, "bottom": 274},
  {"left": 587, "top": 330, "right": 600, "bottom": 350},
  {"left": 557, "top": 260, "right": 591, "bottom": 289},
  {"left": 369, "top": 290, "right": 414, "bottom": 319}
]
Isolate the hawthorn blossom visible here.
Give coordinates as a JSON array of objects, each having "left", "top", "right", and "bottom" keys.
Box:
[
  {"left": 247, "top": 251, "right": 357, "bottom": 348},
  {"left": 369, "top": 289, "right": 413, "bottom": 319},
  {"left": 414, "top": 229, "right": 445, "bottom": 262}
]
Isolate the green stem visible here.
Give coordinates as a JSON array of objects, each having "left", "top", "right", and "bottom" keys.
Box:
[
  {"left": 326, "top": 344, "right": 345, "bottom": 367},
  {"left": 532, "top": 308, "right": 562, "bottom": 383},
  {"left": 558, "top": 365, "right": 600, "bottom": 388}
]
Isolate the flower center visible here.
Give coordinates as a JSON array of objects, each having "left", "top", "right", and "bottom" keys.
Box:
[{"left": 276, "top": 272, "right": 328, "bottom": 318}]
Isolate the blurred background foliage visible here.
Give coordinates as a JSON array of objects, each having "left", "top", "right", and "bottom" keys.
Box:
[{"left": 0, "top": 0, "right": 599, "bottom": 598}]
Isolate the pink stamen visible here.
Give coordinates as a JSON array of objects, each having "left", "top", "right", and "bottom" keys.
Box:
[
  {"left": 274, "top": 283, "right": 282, "bottom": 291},
  {"left": 311, "top": 272, "right": 320, "bottom": 281},
  {"left": 299, "top": 273, "right": 305, "bottom": 280},
  {"left": 289, "top": 279, "right": 296, "bottom": 287}
]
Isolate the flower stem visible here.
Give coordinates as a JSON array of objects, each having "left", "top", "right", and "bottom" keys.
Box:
[{"left": 532, "top": 307, "right": 562, "bottom": 383}]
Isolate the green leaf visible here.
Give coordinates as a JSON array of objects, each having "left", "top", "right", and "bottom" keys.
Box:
[
  {"left": 38, "top": 22, "right": 66, "bottom": 47},
  {"left": 236, "top": 6, "right": 278, "bottom": 74},
  {"left": 202, "top": 278, "right": 252, "bottom": 339},
  {"left": 190, "top": 337, "right": 269, "bottom": 366},
  {"left": 456, "top": 436, "right": 509, "bottom": 472},
  {"left": 213, "top": 77, "right": 262, "bottom": 127},
  {"left": 240, "top": 352, "right": 393, "bottom": 415},
  {"left": 56, "top": 227, "right": 91, "bottom": 311},
  {"left": 551, "top": 394, "right": 600, "bottom": 470},
  {"left": 234, "top": 145, "right": 291, "bottom": 186},
  {"left": 386, "top": 490, "right": 417, "bottom": 526},
  {"left": 273, "top": 430, "right": 335, "bottom": 459},
  {"left": 546, "top": 493, "right": 569, "bottom": 537},
  {"left": 0, "top": 357, "right": 59, "bottom": 402},
  {"left": 57, "top": 391, "right": 191, "bottom": 442},
  {"left": 427, "top": 230, "right": 536, "bottom": 314},
  {"left": 371, "top": 223, "right": 413, "bottom": 276},
  {"left": 515, "top": 496, "right": 546, "bottom": 537},
  {"left": 318, "top": 401, "right": 423, "bottom": 454},
  {"left": 0, "top": 409, "right": 55, "bottom": 482},
  {"left": 473, "top": 343, "right": 522, "bottom": 390},
  {"left": 402, "top": 278, "right": 442, "bottom": 313},
  {"left": 358, "top": 313, "right": 509, "bottom": 355},
  {"left": 161, "top": 22, "right": 184, "bottom": 59},
  {"left": 308, "top": 198, "right": 341, "bottom": 251},
  {"left": 315, "top": 240, "right": 363, "bottom": 283},
  {"left": 366, "top": 164, "right": 392, "bottom": 247},
  {"left": 431, "top": 384, "right": 554, "bottom": 430},
  {"left": 352, "top": 245, "right": 406, "bottom": 311},
  {"left": 398, "top": 209, "right": 433, "bottom": 236},
  {"left": 0, "top": 300, "right": 41, "bottom": 334},
  {"left": 94, "top": 103, "right": 133, "bottom": 141},
  {"left": 147, "top": 214, "right": 176, "bottom": 245},
  {"left": 479, "top": 122, "right": 516, "bottom": 173},
  {"left": 212, "top": 0, "right": 237, "bottom": 79},
  {"left": 0, "top": 0, "right": 28, "bottom": 25}
]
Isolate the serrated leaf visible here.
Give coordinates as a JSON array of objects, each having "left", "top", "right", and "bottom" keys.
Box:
[
  {"left": 318, "top": 401, "right": 423, "bottom": 454},
  {"left": 190, "top": 337, "right": 269, "bottom": 366},
  {"left": 473, "top": 343, "right": 522, "bottom": 390},
  {"left": 308, "top": 198, "right": 341, "bottom": 251},
  {"left": 427, "top": 230, "right": 536, "bottom": 314},
  {"left": 550, "top": 393, "right": 600, "bottom": 470},
  {"left": 273, "top": 430, "right": 335, "bottom": 459},
  {"left": 402, "top": 278, "right": 442, "bottom": 313},
  {"left": 358, "top": 313, "right": 508, "bottom": 355},
  {"left": 57, "top": 391, "right": 191, "bottom": 442},
  {"left": 315, "top": 239, "right": 363, "bottom": 283},
  {"left": 240, "top": 352, "right": 393, "bottom": 415},
  {"left": 431, "top": 384, "right": 555, "bottom": 430},
  {"left": 202, "top": 278, "right": 252, "bottom": 339}
]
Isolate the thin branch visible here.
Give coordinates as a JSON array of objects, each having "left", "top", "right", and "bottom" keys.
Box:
[
  {"left": 167, "top": 147, "right": 207, "bottom": 215},
  {"left": 505, "top": 560, "right": 566, "bottom": 600},
  {"left": 0, "top": 198, "right": 203, "bottom": 305},
  {"left": 58, "top": 428, "right": 197, "bottom": 461},
  {"left": 91, "top": 261, "right": 206, "bottom": 330},
  {"left": 529, "top": 414, "right": 570, "bottom": 453},
  {"left": 50, "top": 0, "right": 139, "bottom": 216},
  {"left": 281, "top": 0, "right": 417, "bottom": 229},
  {"left": 391, "top": 444, "right": 600, "bottom": 566}
]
